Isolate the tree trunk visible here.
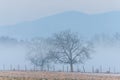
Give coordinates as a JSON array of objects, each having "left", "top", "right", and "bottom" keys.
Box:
[{"left": 70, "top": 63, "right": 73, "bottom": 72}]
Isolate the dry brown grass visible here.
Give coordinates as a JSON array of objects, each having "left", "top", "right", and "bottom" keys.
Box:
[{"left": 0, "top": 71, "right": 119, "bottom": 80}]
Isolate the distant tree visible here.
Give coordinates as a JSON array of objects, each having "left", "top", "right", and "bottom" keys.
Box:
[
  {"left": 114, "top": 33, "right": 120, "bottom": 41},
  {"left": 27, "top": 38, "right": 51, "bottom": 71},
  {"left": 0, "top": 36, "right": 18, "bottom": 44},
  {"left": 48, "top": 30, "right": 93, "bottom": 72}
]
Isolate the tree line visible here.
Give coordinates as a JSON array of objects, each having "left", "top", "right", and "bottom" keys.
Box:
[
  {"left": 1, "top": 30, "right": 120, "bottom": 72},
  {"left": 27, "top": 30, "right": 94, "bottom": 72}
]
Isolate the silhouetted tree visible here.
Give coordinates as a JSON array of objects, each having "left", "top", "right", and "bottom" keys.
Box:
[
  {"left": 27, "top": 38, "right": 51, "bottom": 71},
  {"left": 48, "top": 30, "right": 93, "bottom": 72}
]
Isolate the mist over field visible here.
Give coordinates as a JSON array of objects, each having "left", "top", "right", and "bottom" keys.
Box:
[
  {"left": 0, "top": 33, "right": 120, "bottom": 72},
  {"left": 0, "top": 11, "right": 120, "bottom": 72},
  {"left": 1, "top": 1, "right": 120, "bottom": 80},
  {"left": 0, "top": 38, "right": 28, "bottom": 69}
]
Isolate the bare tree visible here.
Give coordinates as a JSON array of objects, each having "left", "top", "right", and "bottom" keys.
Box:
[
  {"left": 48, "top": 30, "right": 93, "bottom": 72},
  {"left": 27, "top": 38, "right": 51, "bottom": 71}
]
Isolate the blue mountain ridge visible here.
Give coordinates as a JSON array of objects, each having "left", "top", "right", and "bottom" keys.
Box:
[{"left": 0, "top": 11, "right": 120, "bottom": 39}]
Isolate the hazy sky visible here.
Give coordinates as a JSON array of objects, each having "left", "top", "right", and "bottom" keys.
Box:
[{"left": 0, "top": 0, "right": 120, "bottom": 26}]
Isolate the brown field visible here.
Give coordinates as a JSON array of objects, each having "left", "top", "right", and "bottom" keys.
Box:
[{"left": 0, "top": 71, "right": 119, "bottom": 80}]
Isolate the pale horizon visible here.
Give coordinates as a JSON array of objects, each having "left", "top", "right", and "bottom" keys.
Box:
[{"left": 0, "top": 0, "right": 120, "bottom": 26}]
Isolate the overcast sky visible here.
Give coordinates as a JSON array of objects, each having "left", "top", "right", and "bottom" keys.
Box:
[{"left": 0, "top": 0, "right": 120, "bottom": 26}]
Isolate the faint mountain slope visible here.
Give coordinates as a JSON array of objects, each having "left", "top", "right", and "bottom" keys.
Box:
[{"left": 0, "top": 11, "right": 120, "bottom": 39}]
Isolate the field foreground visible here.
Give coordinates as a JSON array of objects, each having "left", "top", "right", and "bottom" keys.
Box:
[{"left": 0, "top": 71, "right": 119, "bottom": 80}]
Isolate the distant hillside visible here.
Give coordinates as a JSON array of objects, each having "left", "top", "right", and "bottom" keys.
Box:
[{"left": 0, "top": 11, "right": 120, "bottom": 39}]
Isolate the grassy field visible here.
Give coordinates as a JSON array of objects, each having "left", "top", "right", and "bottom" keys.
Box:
[{"left": 0, "top": 71, "right": 119, "bottom": 80}]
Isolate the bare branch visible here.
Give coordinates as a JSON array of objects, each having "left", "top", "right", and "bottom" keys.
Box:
[{"left": 48, "top": 30, "right": 93, "bottom": 72}]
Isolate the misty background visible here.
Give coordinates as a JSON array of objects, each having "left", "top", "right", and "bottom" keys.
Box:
[{"left": 0, "top": 0, "right": 120, "bottom": 72}]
